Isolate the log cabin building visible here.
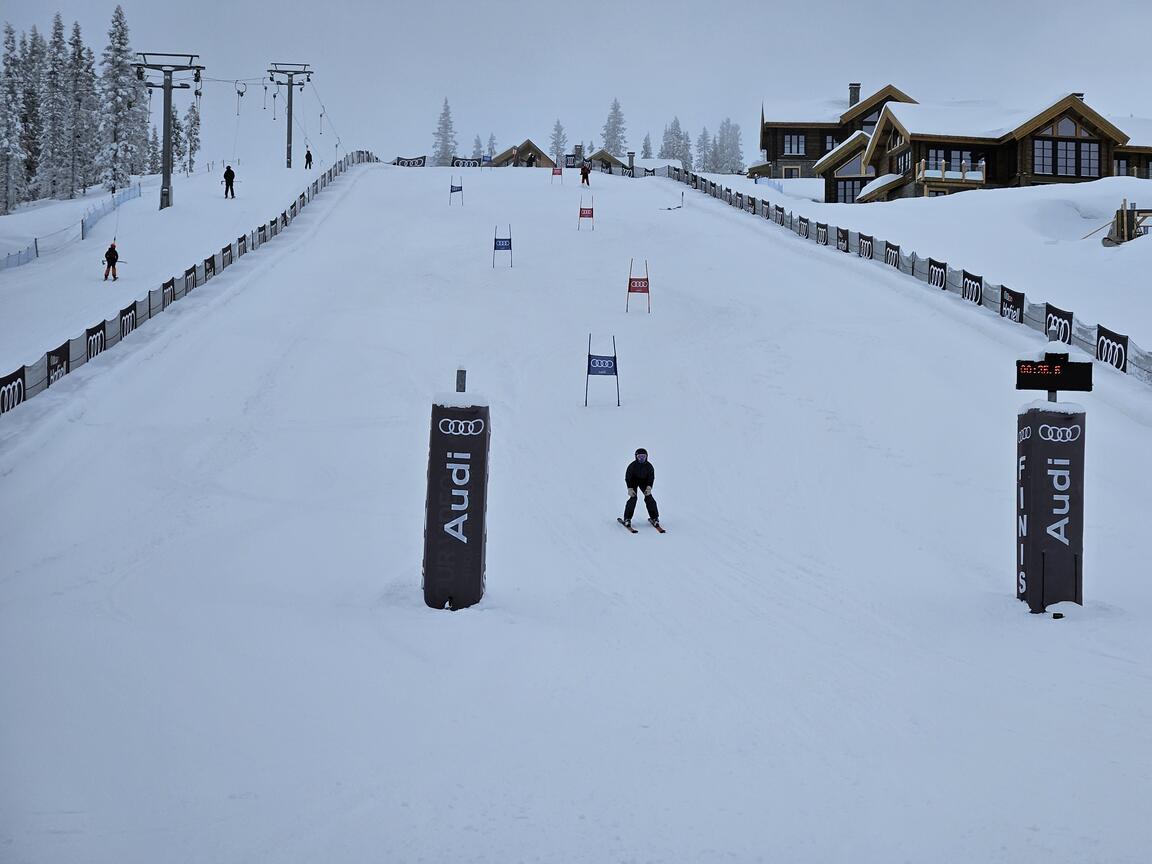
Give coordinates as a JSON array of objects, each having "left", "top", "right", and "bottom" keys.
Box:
[
  {"left": 797, "top": 93, "right": 1152, "bottom": 203},
  {"left": 750, "top": 83, "right": 917, "bottom": 180},
  {"left": 489, "top": 139, "right": 556, "bottom": 168}
]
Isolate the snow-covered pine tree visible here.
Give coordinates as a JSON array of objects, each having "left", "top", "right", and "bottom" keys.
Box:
[
  {"left": 696, "top": 127, "right": 711, "bottom": 173},
  {"left": 184, "top": 100, "right": 199, "bottom": 173},
  {"left": 714, "top": 119, "right": 731, "bottom": 173},
  {"left": 432, "top": 98, "right": 457, "bottom": 166},
  {"left": 659, "top": 116, "right": 682, "bottom": 159},
  {"left": 127, "top": 76, "right": 149, "bottom": 176},
  {"left": 147, "top": 124, "right": 161, "bottom": 173},
  {"left": 19, "top": 27, "right": 47, "bottom": 200},
  {"left": 486, "top": 133, "right": 496, "bottom": 159},
  {"left": 0, "top": 24, "right": 27, "bottom": 213},
  {"left": 74, "top": 42, "right": 100, "bottom": 192},
  {"left": 679, "top": 129, "right": 693, "bottom": 170},
  {"left": 98, "top": 5, "right": 138, "bottom": 192},
  {"left": 471, "top": 134, "right": 482, "bottom": 159},
  {"left": 170, "top": 105, "right": 185, "bottom": 170},
  {"left": 601, "top": 97, "right": 626, "bottom": 156},
  {"left": 726, "top": 119, "right": 744, "bottom": 174},
  {"left": 549, "top": 118, "right": 567, "bottom": 162},
  {"left": 586, "top": 140, "right": 594, "bottom": 157},
  {"left": 641, "top": 132, "right": 652, "bottom": 159},
  {"left": 39, "top": 14, "right": 70, "bottom": 199}
]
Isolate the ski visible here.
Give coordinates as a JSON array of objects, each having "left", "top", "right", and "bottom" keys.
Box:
[
  {"left": 617, "top": 518, "right": 638, "bottom": 534},
  {"left": 648, "top": 519, "right": 666, "bottom": 534}
]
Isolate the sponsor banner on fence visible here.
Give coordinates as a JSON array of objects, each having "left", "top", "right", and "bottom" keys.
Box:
[
  {"left": 816, "top": 222, "right": 828, "bottom": 245},
  {"left": 1017, "top": 407, "right": 1085, "bottom": 612},
  {"left": 774, "top": 205, "right": 785, "bottom": 225},
  {"left": 451, "top": 157, "right": 481, "bottom": 168},
  {"left": 928, "top": 258, "right": 947, "bottom": 289},
  {"left": 203, "top": 254, "right": 216, "bottom": 282},
  {"left": 1000, "top": 287, "right": 1024, "bottom": 322},
  {"left": 238, "top": 234, "right": 247, "bottom": 256},
  {"left": 184, "top": 265, "right": 198, "bottom": 295},
  {"left": 162, "top": 277, "right": 175, "bottom": 309},
  {"left": 1044, "top": 303, "right": 1074, "bottom": 344},
  {"left": 222, "top": 244, "right": 233, "bottom": 268},
  {"left": 1096, "top": 325, "right": 1129, "bottom": 372},
  {"left": 858, "top": 234, "right": 874, "bottom": 259},
  {"left": 258, "top": 224, "right": 267, "bottom": 244},
  {"left": 47, "top": 340, "right": 69, "bottom": 386},
  {"left": 798, "top": 217, "right": 810, "bottom": 240},
  {"left": 0, "top": 366, "right": 25, "bottom": 415},
  {"left": 86, "top": 322, "right": 106, "bottom": 361},
  {"left": 961, "top": 270, "right": 983, "bottom": 305},
  {"left": 119, "top": 302, "right": 137, "bottom": 340},
  {"left": 423, "top": 403, "right": 491, "bottom": 609},
  {"left": 395, "top": 155, "right": 427, "bottom": 167},
  {"left": 884, "top": 241, "right": 900, "bottom": 268},
  {"left": 836, "top": 227, "right": 849, "bottom": 252}
]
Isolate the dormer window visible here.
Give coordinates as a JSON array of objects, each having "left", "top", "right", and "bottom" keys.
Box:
[{"left": 888, "top": 131, "right": 905, "bottom": 151}]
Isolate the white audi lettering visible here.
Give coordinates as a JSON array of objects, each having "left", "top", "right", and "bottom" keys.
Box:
[
  {"left": 1046, "top": 457, "right": 1071, "bottom": 546},
  {"left": 444, "top": 450, "right": 471, "bottom": 544}
]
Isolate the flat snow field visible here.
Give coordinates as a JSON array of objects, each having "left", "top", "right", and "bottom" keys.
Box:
[{"left": 2, "top": 166, "right": 1151, "bottom": 863}]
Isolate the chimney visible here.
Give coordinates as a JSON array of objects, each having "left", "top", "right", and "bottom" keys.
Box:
[
  {"left": 575, "top": 143, "right": 584, "bottom": 161},
  {"left": 627, "top": 151, "right": 635, "bottom": 170},
  {"left": 849, "top": 83, "right": 861, "bottom": 107}
]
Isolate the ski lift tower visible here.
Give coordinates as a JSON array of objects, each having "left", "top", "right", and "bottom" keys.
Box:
[
  {"left": 267, "top": 62, "right": 312, "bottom": 168},
  {"left": 134, "top": 53, "right": 204, "bottom": 210}
]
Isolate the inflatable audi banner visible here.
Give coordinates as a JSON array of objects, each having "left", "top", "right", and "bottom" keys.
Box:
[
  {"left": 1016, "top": 406, "right": 1085, "bottom": 613},
  {"left": 423, "top": 401, "right": 491, "bottom": 609}
]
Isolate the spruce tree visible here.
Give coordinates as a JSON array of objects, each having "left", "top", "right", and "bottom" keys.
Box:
[
  {"left": 471, "top": 134, "right": 482, "bottom": 159},
  {"left": 641, "top": 132, "right": 652, "bottom": 159},
  {"left": 98, "top": 5, "right": 138, "bottom": 191},
  {"left": 184, "top": 101, "right": 200, "bottom": 172},
  {"left": 432, "top": 98, "right": 457, "bottom": 166},
  {"left": 147, "top": 124, "right": 161, "bottom": 173},
  {"left": 679, "top": 129, "right": 693, "bottom": 170},
  {"left": 38, "top": 15, "right": 70, "bottom": 199},
  {"left": 486, "top": 133, "right": 496, "bottom": 159},
  {"left": 659, "top": 116, "right": 682, "bottom": 159},
  {"left": 600, "top": 97, "right": 626, "bottom": 156},
  {"left": 549, "top": 118, "right": 568, "bottom": 162},
  {"left": 170, "top": 105, "right": 185, "bottom": 170},
  {"left": 0, "top": 24, "right": 26, "bottom": 212},
  {"left": 696, "top": 127, "right": 712, "bottom": 173},
  {"left": 19, "top": 27, "right": 47, "bottom": 200},
  {"left": 74, "top": 42, "right": 100, "bottom": 192}
]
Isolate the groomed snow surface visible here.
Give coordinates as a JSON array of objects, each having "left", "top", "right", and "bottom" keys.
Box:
[{"left": 2, "top": 165, "right": 1152, "bottom": 863}]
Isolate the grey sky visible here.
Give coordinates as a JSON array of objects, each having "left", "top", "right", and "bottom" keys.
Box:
[{"left": 7, "top": 0, "right": 1152, "bottom": 168}]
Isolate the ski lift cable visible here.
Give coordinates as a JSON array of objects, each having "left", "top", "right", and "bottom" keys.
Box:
[{"left": 308, "top": 82, "right": 340, "bottom": 146}]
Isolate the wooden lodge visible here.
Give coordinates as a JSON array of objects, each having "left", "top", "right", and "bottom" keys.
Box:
[{"left": 489, "top": 139, "right": 556, "bottom": 168}]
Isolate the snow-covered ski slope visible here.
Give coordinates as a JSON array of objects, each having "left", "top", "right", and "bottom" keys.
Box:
[{"left": 3, "top": 166, "right": 1151, "bottom": 863}]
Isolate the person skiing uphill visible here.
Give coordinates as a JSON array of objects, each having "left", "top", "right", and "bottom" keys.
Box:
[
  {"left": 580, "top": 161, "right": 591, "bottom": 186},
  {"left": 103, "top": 242, "right": 118, "bottom": 281},
  {"left": 223, "top": 165, "right": 236, "bottom": 198},
  {"left": 622, "top": 448, "right": 660, "bottom": 529}
]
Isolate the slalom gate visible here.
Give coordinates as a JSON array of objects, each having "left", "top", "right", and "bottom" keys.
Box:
[
  {"left": 578, "top": 196, "right": 594, "bottom": 231},
  {"left": 626, "top": 259, "right": 650, "bottom": 313},
  {"left": 585, "top": 334, "right": 620, "bottom": 407},
  {"left": 492, "top": 226, "right": 512, "bottom": 268},
  {"left": 0, "top": 151, "right": 382, "bottom": 423}
]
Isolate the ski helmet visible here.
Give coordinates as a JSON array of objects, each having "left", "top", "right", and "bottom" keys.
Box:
[{"left": 635, "top": 448, "right": 647, "bottom": 457}]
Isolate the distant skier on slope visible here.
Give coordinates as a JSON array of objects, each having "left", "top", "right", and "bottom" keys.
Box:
[
  {"left": 621, "top": 447, "right": 660, "bottom": 530},
  {"left": 580, "top": 162, "right": 591, "bottom": 186},
  {"left": 103, "top": 242, "right": 118, "bottom": 281},
  {"left": 223, "top": 165, "right": 236, "bottom": 198}
]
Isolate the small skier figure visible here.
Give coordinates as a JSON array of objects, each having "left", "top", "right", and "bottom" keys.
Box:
[
  {"left": 580, "top": 161, "right": 591, "bottom": 186},
  {"left": 223, "top": 165, "right": 236, "bottom": 198},
  {"left": 305, "top": 148, "right": 313, "bottom": 169},
  {"left": 622, "top": 447, "right": 660, "bottom": 529},
  {"left": 103, "top": 242, "right": 118, "bottom": 281}
]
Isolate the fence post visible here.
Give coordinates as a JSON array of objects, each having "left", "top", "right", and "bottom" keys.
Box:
[{"left": 33, "top": 238, "right": 39, "bottom": 259}]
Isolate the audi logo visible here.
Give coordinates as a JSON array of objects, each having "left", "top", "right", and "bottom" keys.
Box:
[
  {"left": 629, "top": 279, "right": 648, "bottom": 290},
  {"left": 816, "top": 226, "right": 828, "bottom": 245},
  {"left": 1039, "top": 424, "right": 1081, "bottom": 443},
  {"left": 859, "top": 239, "right": 873, "bottom": 258},
  {"left": 1045, "top": 314, "right": 1072, "bottom": 344},
  {"left": 439, "top": 418, "right": 485, "bottom": 435},
  {"left": 1097, "top": 336, "right": 1126, "bottom": 370},
  {"left": 120, "top": 310, "right": 136, "bottom": 337},
  {"left": 799, "top": 220, "right": 809, "bottom": 238},
  {"left": 1018, "top": 427, "right": 1031, "bottom": 443},
  {"left": 929, "top": 263, "right": 946, "bottom": 289},
  {"left": 87, "top": 332, "right": 105, "bottom": 359},
  {"left": 0, "top": 379, "right": 24, "bottom": 413},
  {"left": 589, "top": 358, "right": 615, "bottom": 369},
  {"left": 884, "top": 246, "right": 899, "bottom": 267},
  {"left": 962, "top": 276, "right": 982, "bottom": 304}
]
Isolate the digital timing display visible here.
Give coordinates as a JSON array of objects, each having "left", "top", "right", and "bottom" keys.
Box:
[{"left": 1016, "top": 358, "right": 1093, "bottom": 392}]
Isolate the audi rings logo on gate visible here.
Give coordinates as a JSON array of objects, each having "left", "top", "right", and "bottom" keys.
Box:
[
  {"left": 589, "top": 358, "right": 615, "bottom": 369},
  {"left": 0, "top": 379, "right": 24, "bottom": 413},
  {"left": 1039, "top": 424, "right": 1081, "bottom": 443},
  {"left": 1097, "top": 336, "right": 1126, "bottom": 370},
  {"left": 439, "top": 418, "right": 486, "bottom": 436},
  {"left": 1045, "top": 314, "right": 1072, "bottom": 344}
]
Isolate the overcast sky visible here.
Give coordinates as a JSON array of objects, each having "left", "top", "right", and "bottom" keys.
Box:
[{"left": 7, "top": 0, "right": 1152, "bottom": 169}]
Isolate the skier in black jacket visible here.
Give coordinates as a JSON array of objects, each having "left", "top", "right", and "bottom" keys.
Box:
[
  {"left": 103, "top": 242, "right": 118, "bottom": 280},
  {"left": 223, "top": 165, "right": 236, "bottom": 198},
  {"left": 622, "top": 447, "right": 660, "bottom": 528}
]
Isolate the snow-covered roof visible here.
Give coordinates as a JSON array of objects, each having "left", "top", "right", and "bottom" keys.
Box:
[
  {"left": 812, "top": 131, "right": 870, "bottom": 175},
  {"left": 762, "top": 84, "right": 915, "bottom": 125},
  {"left": 856, "top": 173, "right": 906, "bottom": 202},
  {"left": 633, "top": 157, "right": 683, "bottom": 170},
  {"left": 883, "top": 94, "right": 1131, "bottom": 143}
]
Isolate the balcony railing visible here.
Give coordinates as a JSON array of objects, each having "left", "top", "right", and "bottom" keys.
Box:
[{"left": 915, "top": 158, "right": 986, "bottom": 183}]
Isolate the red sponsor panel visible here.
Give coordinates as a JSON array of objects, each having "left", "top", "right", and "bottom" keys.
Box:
[
  {"left": 628, "top": 277, "right": 650, "bottom": 294},
  {"left": 579, "top": 207, "right": 594, "bottom": 218}
]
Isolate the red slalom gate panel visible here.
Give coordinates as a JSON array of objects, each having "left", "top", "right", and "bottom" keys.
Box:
[
  {"left": 626, "top": 258, "right": 650, "bottom": 312},
  {"left": 579, "top": 207, "right": 593, "bottom": 218}
]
